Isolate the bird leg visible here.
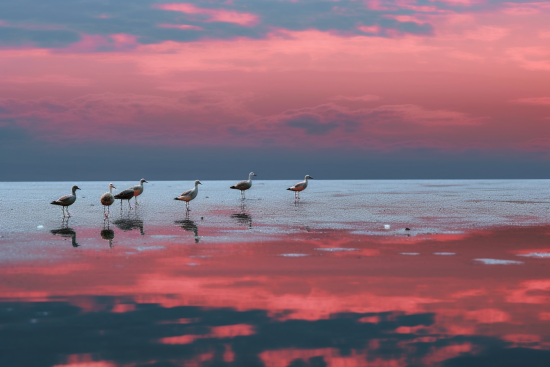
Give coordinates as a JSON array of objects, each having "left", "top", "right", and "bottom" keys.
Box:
[
  {"left": 67, "top": 209, "right": 71, "bottom": 217},
  {"left": 127, "top": 200, "right": 132, "bottom": 210},
  {"left": 186, "top": 201, "right": 190, "bottom": 211},
  {"left": 135, "top": 196, "right": 139, "bottom": 205}
]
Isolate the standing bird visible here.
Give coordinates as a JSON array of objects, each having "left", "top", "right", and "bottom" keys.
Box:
[
  {"left": 287, "top": 175, "right": 313, "bottom": 200},
  {"left": 100, "top": 183, "right": 117, "bottom": 217},
  {"left": 50, "top": 185, "right": 81, "bottom": 217},
  {"left": 174, "top": 180, "right": 202, "bottom": 211},
  {"left": 230, "top": 172, "right": 256, "bottom": 199},
  {"left": 128, "top": 179, "right": 148, "bottom": 205},
  {"left": 114, "top": 188, "right": 135, "bottom": 210}
]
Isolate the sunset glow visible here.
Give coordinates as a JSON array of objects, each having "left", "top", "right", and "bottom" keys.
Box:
[{"left": 0, "top": 0, "right": 549, "bottom": 179}]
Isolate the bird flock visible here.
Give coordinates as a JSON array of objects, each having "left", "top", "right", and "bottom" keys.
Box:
[{"left": 50, "top": 173, "right": 313, "bottom": 217}]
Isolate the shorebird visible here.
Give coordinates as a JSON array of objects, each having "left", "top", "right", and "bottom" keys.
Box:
[
  {"left": 114, "top": 188, "right": 135, "bottom": 210},
  {"left": 50, "top": 185, "right": 81, "bottom": 217},
  {"left": 100, "top": 183, "right": 117, "bottom": 217},
  {"left": 174, "top": 180, "right": 202, "bottom": 211},
  {"left": 287, "top": 175, "right": 313, "bottom": 200},
  {"left": 230, "top": 172, "right": 256, "bottom": 199},
  {"left": 128, "top": 179, "right": 147, "bottom": 205}
]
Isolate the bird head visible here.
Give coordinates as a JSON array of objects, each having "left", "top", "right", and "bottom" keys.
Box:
[
  {"left": 195, "top": 180, "right": 202, "bottom": 185},
  {"left": 109, "top": 183, "right": 117, "bottom": 189},
  {"left": 250, "top": 172, "right": 257, "bottom": 177},
  {"left": 140, "top": 179, "right": 148, "bottom": 184},
  {"left": 306, "top": 175, "right": 313, "bottom": 179}
]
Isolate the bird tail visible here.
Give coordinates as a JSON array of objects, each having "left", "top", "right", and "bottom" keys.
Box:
[
  {"left": 174, "top": 197, "right": 180, "bottom": 201},
  {"left": 286, "top": 188, "right": 292, "bottom": 191},
  {"left": 230, "top": 186, "right": 237, "bottom": 189},
  {"left": 50, "top": 201, "right": 61, "bottom": 205}
]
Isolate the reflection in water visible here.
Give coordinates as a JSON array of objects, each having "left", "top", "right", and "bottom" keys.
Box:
[
  {"left": 2, "top": 297, "right": 550, "bottom": 367},
  {"left": 175, "top": 214, "right": 200, "bottom": 243},
  {"left": 100, "top": 219, "right": 115, "bottom": 248},
  {"left": 50, "top": 218, "right": 79, "bottom": 247},
  {"left": 231, "top": 203, "right": 252, "bottom": 228},
  {"left": 112, "top": 213, "right": 144, "bottom": 235}
]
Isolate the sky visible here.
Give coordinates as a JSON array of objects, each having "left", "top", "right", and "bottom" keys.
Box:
[{"left": 0, "top": 0, "right": 549, "bottom": 180}]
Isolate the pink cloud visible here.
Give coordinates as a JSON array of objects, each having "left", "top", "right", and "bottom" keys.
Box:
[
  {"left": 506, "top": 47, "right": 550, "bottom": 71},
  {"left": 0, "top": 94, "right": 486, "bottom": 151},
  {"left": 502, "top": 2, "right": 550, "bottom": 16},
  {"left": 329, "top": 94, "right": 381, "bottom": 102},
  {"left": 382, "top": 14, "right": 428, "bottom": 25},
  {"left": 463, "top": 26, "right": 509, "bottom": 41},
  {"left": 153, "top": 3, "right": 259, "bottom": 26},
  {"left": 513, "top": 97, "right": 550, "bottom": 105},
  {"left": 358, "top": 25, "right": 381, "bottom": 34},
  {"left": 1, "top": 74, "right": 92, "bottom": 86},
  {"left": 53, "top": 34, "right": 139, "bottom": 53},
  {"left": 158, "top": 23, "right": 203, "bottom": 31}
]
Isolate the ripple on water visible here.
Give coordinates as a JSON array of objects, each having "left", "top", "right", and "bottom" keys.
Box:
[{"left": 474, "top": 258, "right": 523, "bottom": 265}]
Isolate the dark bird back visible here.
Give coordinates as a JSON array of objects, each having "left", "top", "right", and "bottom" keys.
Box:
[{"left": 114, "top": 189, "right": 135, "bottom": 200}]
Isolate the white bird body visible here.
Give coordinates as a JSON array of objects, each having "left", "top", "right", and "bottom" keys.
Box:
[
  {"left": 176, "top": 180, "right": 201, "bottom": 202},
  {"left": 100, "top": 183, "right": 116, "bottom": 206},
  {"left": 175, "top": 180, "right": 202, "bottom": 210},
  {"left": 51, "top": 185, "right": 80, "bottom": 207},
  {"left": 51, "top": 185, "right": 81, "bottom": 216},
  {"left": 230, "top": 172, "right": 256, "bottom": 198},
  {"left": 100, "top": 183, "right": 117, "bottom": 217},
  {"left": 287, "top": 175, "right": 313, "bottom": 199},
  {"left": 129, "top": 178, "right": 147, "bottom": 197}
]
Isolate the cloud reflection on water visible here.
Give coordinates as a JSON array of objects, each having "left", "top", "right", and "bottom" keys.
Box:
[{"left": 2, "top": 224, "right": 550, "bottom": 366}]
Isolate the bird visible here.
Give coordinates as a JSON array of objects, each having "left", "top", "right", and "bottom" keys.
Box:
[
  {"left": 128, "top": 178, "right": 148, "bottom": 205},
  {"left": 174, "top": 180, "right": 202, "bottom": 211},
  {"left": 100, "top": 183, "right": 117, "bottom": 217},
  {"left": 230, "top": 172, "right": 256, "bottom": 199},
  {"left": 50, "top": 185, "right": 81, "bottom": 217},
  {"left": 287, "top": 175, "right": 313, "bottom": 199},
  {"left": 114, "top": 188, "right": 135, "bottom": 210}
]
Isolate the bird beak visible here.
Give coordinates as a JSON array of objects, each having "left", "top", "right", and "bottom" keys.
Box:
[
  {"left": 199, "top": 182, "right": 202, "bottom": 185},
  {"left": 113, "top": 186, "right": 117, "bottom": 189},
  {"left": 76, "top": 187, "right": 81, "bottom": 190},
  {"left": 309, "top": 177, "right": 314, "bottom": 179},
  {"left": 144, "top": 180, "right": 148, "bottom": 183}
]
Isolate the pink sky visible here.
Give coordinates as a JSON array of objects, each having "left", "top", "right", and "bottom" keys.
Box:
[{"left": 0, "top": 0, "right": 549, "bottom": 178}]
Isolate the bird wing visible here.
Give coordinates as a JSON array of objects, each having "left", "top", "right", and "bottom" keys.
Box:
[
  {"left": 233, "top": 180, "right": 251, "bottom": 190},
  {"left": 293, "top": 182, "right": 305, "bottom": 189},
  {"left": 115, "top": 189, "right": 134, "bottom": 199},
  {"left": 180, "top": 189, "right": 193, "bottom": 196},
  {"left": 56, "top": 194, "right": 75, "bottom": 204}
]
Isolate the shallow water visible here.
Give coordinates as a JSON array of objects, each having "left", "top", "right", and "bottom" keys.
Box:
[{"left": 1, "top": 180, "right": 550, "bottom": 366}]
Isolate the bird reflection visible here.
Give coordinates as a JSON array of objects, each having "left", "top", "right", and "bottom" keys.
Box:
[
  {"left": 50, "top": 218, "right": 79, "bottom": 247},
  {"left": 230, "top": 203, "right": 252, "bottom": 228},
  {"left": 112, "top": 212, "right": 144, "bottom": 235},
  {"left": 101, "top": 218, "right": 115, "bottom": 248},
  {"left": 175, "top": 213, "right": 199, "bottom": 243}
]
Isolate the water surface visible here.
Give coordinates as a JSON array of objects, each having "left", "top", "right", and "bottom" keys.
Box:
[{"left": 1, "top": 180, "right": 550, "bottom": 366}]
